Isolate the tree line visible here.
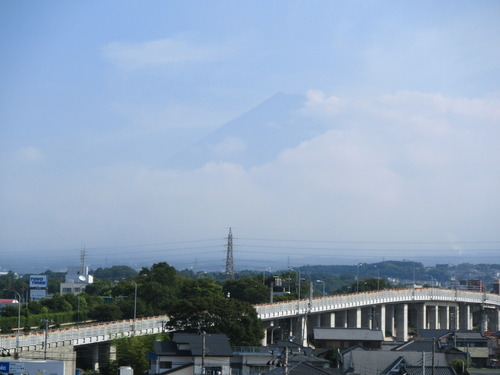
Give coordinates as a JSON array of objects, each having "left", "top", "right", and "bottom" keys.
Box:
[
  {"left": 0, "top": 263, "right": 265, "bottom": 346},
  {"left": 3, "top": 260, "right": 494, "bottom": 345}
]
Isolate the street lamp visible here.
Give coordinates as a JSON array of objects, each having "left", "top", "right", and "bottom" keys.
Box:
[
  {"left": 3, "top": 289, "right": 21, "bottom": 358},
  {"left": 315, "top": 280, "right": 325, "bottom": 297}
]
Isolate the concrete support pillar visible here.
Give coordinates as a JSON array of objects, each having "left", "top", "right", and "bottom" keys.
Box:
[
  {"left": 326, "top": 312, "right": 336, "bottom": 328},
  {"left": 261, "top": 328, "right": 268, "bottom": 346},
  {"left": 396, "top": 304, "right": 408, "bottom": 342},
  {"left": 379, "top": 304, "right": 386, "bottom": 335},
  {"left": 450, "top": 305, "right": 459, "bottom": 330},
  {"left": 289, "top": 317, "right": 295, "bottom": 338},
  {"left": 416, "top": 304, "right": 426, "bottom": 331},
  {"left": 91, "top": 345, "right": 99, "bottom": 371},
  {"left": 480, "top": 308, "right": 488, "bottom": 332},
  {"left": 459, "top": 304, "right": 471, "bottom": 330},
  {"left": 299, "top": 316, "right": 308, "bottom": 347},
  {"left": 439, "top": 305, "right": 450, "bottom": 330},
  {"left": 386, "top": 305, "right": 395, "bottom": 337},
  {"left": 490, "top": 309, "right": 500, "bottom": 332}
]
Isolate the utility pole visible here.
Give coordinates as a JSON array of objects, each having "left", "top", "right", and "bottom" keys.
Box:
[
  {"left": 432, "top": 337, "right": 435, "bottom": 375},
  {"left": 284, "top": 346, "right": 289, "bottom": 375},
  {"left": 225, "top": 228, "right": 235, "bottom": 280},
  {"left": 201, "top": 331, "right": 206, "bottom": 375},
  {"left": 41, "top": 319, "right": 52, "bottom": 360}
]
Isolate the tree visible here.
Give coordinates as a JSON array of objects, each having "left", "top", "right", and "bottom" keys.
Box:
[
  {"left": 85, "top": 279, "right": 114, "bottom": 296},
  {"left": 138, "top": 262, "right": 179, "bottom": 314},
  {"left": 448, "top": 358, "right": 469, "bottom": 375},
  {"left": 167, "top": 295, "right": 264, "bottom": 346},
  {"left": 105, "top": 335, "right": 158, "bottom": 375},
  {"left": 90, "top": 303, "right": 123, "bottom": 321},
  {"left": 40, "top": 294, "right": 72, "bottom": 312},
  {"left": 178, "top": 277, "right": 222, "bottom": 300},
  {"left": 223, "top": 276, "right": 269, "bottom": 304},
  {"left": 92, "top": 265, "right": 137, "bottom": 280}
]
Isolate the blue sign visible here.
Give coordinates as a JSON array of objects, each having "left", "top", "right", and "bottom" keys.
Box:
[
  {"left": 0, "top": 362, "right": 10, "bottom": 373},
  {"left": 30, "top": 275, "right": 48, "bottom": 288}
]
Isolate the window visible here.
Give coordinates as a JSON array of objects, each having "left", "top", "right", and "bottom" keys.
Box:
[
  {"left": 205, "top": 367, "right": 222, "bottom": 375},
  {"left": 159, "top": 361, "right": 172, "bottom": 369}
]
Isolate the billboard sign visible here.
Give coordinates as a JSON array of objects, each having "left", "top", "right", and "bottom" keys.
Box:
[
  {"left": 30, "top": 275, "right": 48, "bottom": 288},
  {"left": 0, "top": 362, "right": 25, "bottom": 374},
  {"left": 30, "top": 289, "right": 47, "bottom": 301},
  {"left": 0, "top": 362, "right": 8, "bottom": 373}
]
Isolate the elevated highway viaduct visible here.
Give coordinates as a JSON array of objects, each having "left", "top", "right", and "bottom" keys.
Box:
[
  {"left": 2, "top": 289, "right": 499, "bottom": 374},
  {"left": 255, "top": 288, "right": 500, "bottom": 346},
  {"left": 0, "top": 316, "right": 168, "bottom": 375}
]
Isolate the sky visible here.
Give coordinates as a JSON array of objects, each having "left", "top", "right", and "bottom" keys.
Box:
[{"left": 1, "top": 1, "right": 500, "bottom": 274}]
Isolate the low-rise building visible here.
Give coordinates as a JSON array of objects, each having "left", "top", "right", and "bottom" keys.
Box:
[
  {"left": 416, "top": 329, "right": 489, "bottom": 367},
  {"left": 149, "top": 333, "right": 232, "bottom": 375},
  {"left": 60, "top": 265, "right": 93, "bottom": 295},
  {"left": 313, "top": 327, "right": 384, "bottom": 350}
]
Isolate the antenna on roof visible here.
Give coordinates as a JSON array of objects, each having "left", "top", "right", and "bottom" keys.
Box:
[{"left": 80, "top": 246, "right": 86, "bottom": 276}]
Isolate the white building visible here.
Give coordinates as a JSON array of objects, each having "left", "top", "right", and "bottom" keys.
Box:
[{"left": 59, "top": 265, "right": 93, "bottom": 295}]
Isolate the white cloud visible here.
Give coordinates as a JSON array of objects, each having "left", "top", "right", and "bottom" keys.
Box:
[
  {"left": 102, "top": 36, "right": 225, "bottom": 69},
  {"left": 13, "top": 146, "right": 46, "bottom": 164},
  {"left": 2, "top": 91, "right": 499, "bottom": 268},
  {"left": 300, "top": 89, "right": 345, "bottom": 118}
]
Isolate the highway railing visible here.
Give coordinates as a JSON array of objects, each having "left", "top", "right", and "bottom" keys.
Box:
[
  {"left": 255, "top": 288, "right": 500, "bottom": 320},
  {"left": 0, "top": 315, "right": 169, "bottom": 351}
]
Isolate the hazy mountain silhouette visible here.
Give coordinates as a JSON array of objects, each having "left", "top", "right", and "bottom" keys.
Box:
[{"left": 169, "top": 92, "right": 323, "bottom": 169}]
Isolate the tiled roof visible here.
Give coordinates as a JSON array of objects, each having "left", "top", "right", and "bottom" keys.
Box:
[
  {"left": 154, "top": 333, "right": 233, "bottom": 357},
  {"left": 393, "top": 339, "right": 438, "bottom": 352},
  {"left": 314, "top": 327, "right": 384, "bottom": 341},
  {"left": 345, "top": 350, "right": 450, "bottom": 375},
  {"left": 416, "top": 329, "right": 450, "bottom": 339},
  {"left": 266, "top": 362, "right": 342, "bottom": 375},
  {"left": 403, "top": 365, "right": 458, "bottom": 375}
]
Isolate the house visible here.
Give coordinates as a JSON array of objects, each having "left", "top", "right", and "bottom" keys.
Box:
[
  {"left": 0, "top": 298, "right": 18, "bottom": 311},
  {"left": 149, "top": 333, "right": 232, "bottom": 375},
  {"left": 341, "top": 349, "right": 453, "bottom": 375},
  {"left": 265, "top": 362, "right": 342, "bottom": 375},
  {"left": 486, "top": 331, "right": 500, "bottom": 361},
  {"left": 313, "top": 327, "right": 385, "bottom": 350},
  {"left": 263, "top": 341, "right": 341, "bottom": 375},
  {"left": 230, "top": 346, "right": 274, "bottom": 375},
  {"left": 231, "top": 340, "right": 335, "bottom": 375},
  {"left": 416, "top": 329, "right": 489, "bottom": 367},
  {"left": 401, "top": 366, "right": 458, "bottom": 375},
  {"left": 392, "top": 338, "right": 467, "bottom": 364}
]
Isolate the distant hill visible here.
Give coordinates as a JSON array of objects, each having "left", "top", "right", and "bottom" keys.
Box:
[{"left": 169, "top": 92, "right": 325, "bottom": 168}]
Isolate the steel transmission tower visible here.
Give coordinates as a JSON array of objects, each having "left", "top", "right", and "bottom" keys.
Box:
[{"left": 225, "top": 228, "right": 235, "bottom": 279}]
